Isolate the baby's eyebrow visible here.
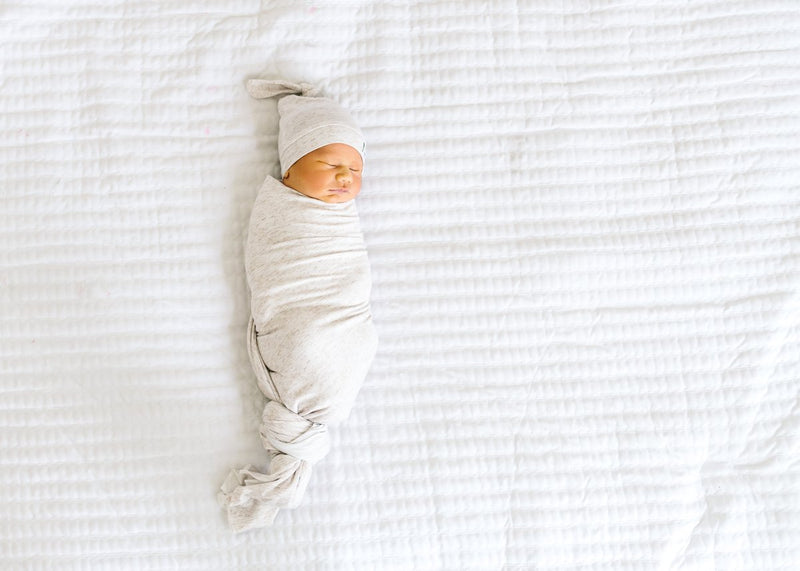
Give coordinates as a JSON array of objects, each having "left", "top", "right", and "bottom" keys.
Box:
[{"left": 319, "top": 155, "right": 362, "bottom": 169}]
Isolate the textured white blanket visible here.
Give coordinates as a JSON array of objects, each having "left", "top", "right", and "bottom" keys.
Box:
[
  {"left": 219, "top": 176, "right": 377, "bottom": 531},
  {"left": 2, "top": 0, "right": 799, "bottom": 568}
]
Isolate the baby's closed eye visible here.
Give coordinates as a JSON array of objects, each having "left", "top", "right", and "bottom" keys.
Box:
[{"left": 322, "top": 161, "right": 360, "bottom": 173}]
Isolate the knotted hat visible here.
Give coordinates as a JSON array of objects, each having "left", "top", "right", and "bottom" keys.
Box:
[{"left": 246, "top": 79, "right": 365, "bottom": 177}]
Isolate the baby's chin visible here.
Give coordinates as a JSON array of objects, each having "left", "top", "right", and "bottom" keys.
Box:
[
  {"left": 318, "top": 193, "right": 356, "bottom": 204},
  {"left": 300, "top": 187, "right": 357, "bottom": 203}
]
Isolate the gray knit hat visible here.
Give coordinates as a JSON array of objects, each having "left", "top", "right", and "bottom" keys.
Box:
[{"left": 246, "top": 79, "right": 365, "bottom": 177}]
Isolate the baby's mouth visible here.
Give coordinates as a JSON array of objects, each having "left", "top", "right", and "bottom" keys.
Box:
[{"left": 328, "top": 188, "right": 349, "bottom": 194}]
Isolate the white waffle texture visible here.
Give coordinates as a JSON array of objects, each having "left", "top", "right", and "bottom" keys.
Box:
[{"left": 2, "top": 0, "right": 799, "bottom": 569}]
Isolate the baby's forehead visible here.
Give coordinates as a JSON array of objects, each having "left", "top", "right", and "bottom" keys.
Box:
[{"left": 312, "top": 144, "right": 355, "bottom": 157}]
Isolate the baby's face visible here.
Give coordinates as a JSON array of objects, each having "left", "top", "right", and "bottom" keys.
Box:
[{"left": 282, "top": 143, "right": 363, "bottom": 204}]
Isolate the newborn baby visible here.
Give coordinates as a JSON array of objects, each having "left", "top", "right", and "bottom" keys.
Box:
[{"left": 218, "top": 79, "right": 378, "bottom": 532}]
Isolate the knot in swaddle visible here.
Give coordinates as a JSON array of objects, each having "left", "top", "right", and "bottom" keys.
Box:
[
  {"left": 246, "top": 78, "right": 365, "bottom": 177},
  {"left": 260, "top": 400, "right": 330, "bottom": 465},
  {"left": 217, "top": 400, "right": 330, "bottom": 532}
]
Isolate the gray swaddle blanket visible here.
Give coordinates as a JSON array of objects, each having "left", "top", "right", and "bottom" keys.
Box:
[{"left": 218, "top": 175, "right": 378, "bottom": 531}]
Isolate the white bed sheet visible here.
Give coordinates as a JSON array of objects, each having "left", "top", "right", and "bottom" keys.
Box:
[{"left": 2, "top": 0, "right": 799, "bottom": 569}]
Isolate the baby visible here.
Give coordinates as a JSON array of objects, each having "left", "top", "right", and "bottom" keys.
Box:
[
  {"left": 218, "top": 79, "right": 378, "bottom": 532},
  {"left": 282, "top": 142, "right": 363, "bottom": 203}
]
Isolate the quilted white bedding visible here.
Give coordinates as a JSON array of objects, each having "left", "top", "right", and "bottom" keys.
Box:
[{"left": 2, "top": 0, "right": 799, "bottom": 569}]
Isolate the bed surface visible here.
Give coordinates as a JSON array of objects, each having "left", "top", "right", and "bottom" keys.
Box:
[{"left": 2, "top": 0, "right": 799, "bottom": 569}]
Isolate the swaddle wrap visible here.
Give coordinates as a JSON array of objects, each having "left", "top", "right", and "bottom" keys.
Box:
[{"left": 218, "top": 81, "right": 377, "bottom": 532}]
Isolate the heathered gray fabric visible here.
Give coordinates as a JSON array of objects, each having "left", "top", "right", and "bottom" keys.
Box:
[
  {"left": 218, "top": 176, "right": 377, "bottom": 531},
  {"left": 246, "top": 79, "right": 365, "bottom": 176}
]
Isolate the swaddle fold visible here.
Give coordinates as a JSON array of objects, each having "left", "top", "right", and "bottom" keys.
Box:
[{"left": 218, "top": 176, "right": 377, "bottom": 531}]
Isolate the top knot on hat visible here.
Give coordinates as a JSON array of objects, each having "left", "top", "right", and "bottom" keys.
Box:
[{"left": 246, "top": 79, "right": 365, "bottom": 177}]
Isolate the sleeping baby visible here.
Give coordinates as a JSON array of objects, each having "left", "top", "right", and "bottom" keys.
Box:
[{"left": 218, "top": 79, "right": 378, "bottom": 532}]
